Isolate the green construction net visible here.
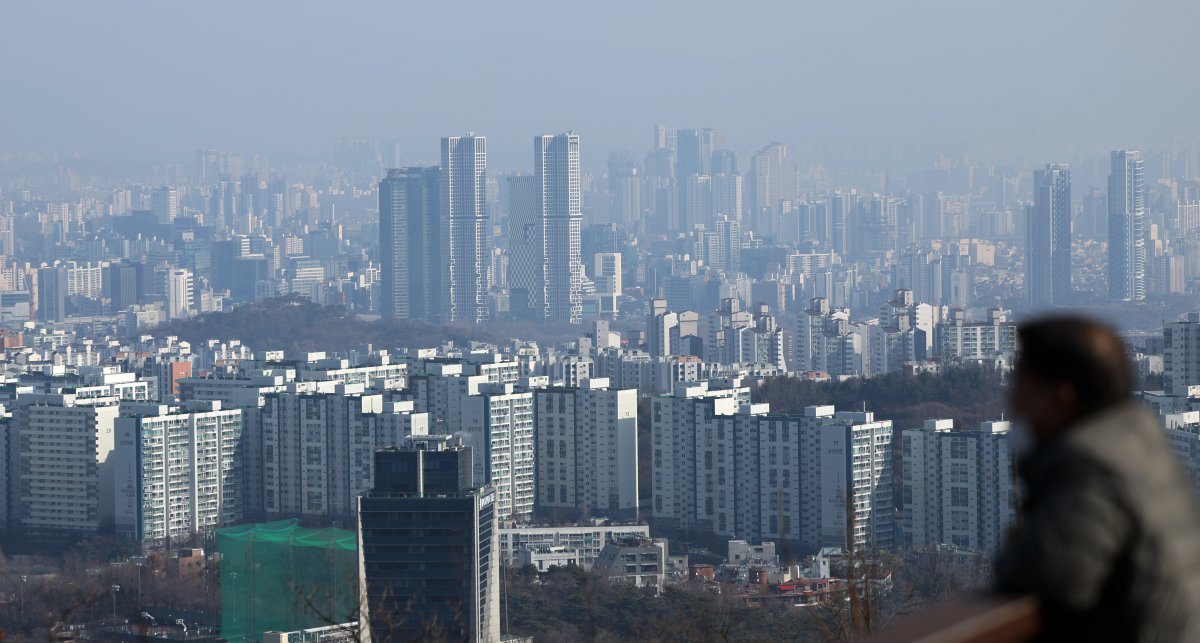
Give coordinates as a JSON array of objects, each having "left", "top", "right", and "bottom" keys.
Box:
[{"left": 218, "top": 519, "right": 358, "bottom": 642}]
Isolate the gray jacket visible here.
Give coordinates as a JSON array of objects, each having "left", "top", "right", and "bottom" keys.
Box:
[{"left": 994, "top": 402, "right": 1200, "bottom": 642}]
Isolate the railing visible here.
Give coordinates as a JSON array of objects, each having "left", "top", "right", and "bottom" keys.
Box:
[{"left": 866, "top": 596, "right": 1040, "bottom": 643}]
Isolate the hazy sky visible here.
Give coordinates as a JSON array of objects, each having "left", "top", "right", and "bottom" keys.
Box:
[{"left": 2, "top": 1, "right": 1197, "bottom": 171}]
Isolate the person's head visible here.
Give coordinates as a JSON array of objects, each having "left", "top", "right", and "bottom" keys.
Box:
[{"left": 1010, "top": 316, "right": 1133, "bottom": 444}]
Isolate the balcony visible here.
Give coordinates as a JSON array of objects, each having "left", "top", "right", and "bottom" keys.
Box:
[{"left": 867, "top": 596, "right": 1040, "bottom": 643}]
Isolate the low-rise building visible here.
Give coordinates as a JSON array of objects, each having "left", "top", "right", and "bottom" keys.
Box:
[
  {"left": 497, "top": 521, "right": 651, "bottom": 568},
  {"left": 515, "top": 545, "right": 581, "bottom": 571},
  {"left": 594, "top": 536, "right": 669, "bottom": 592}
]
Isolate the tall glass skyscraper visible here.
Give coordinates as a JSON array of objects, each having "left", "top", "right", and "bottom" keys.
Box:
[
  {"left": 1107, "top": 150, "right": 1146, "bottom": 301},
  {"left": 358, "top": 438, "right": 499, "bottom": 642},
  {"left": 379, "top": 166, "right": 440, "bottom": 321},
  {"left": 1027, "top": 164, "right": 1071, "bottom": 307}
]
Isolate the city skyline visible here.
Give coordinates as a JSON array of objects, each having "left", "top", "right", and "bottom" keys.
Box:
[
  {"left": 3, "top": 2, "right": 1200, "bottom": 639},
  {"left": 2, "top": 2, "right": 1198, "bottom": 171}
]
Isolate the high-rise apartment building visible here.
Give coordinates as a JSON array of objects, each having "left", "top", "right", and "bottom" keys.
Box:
[
  {"left": 675, "top": 128, "right": 716, "bottom": 181},
  {"left": 651, "top": 387, "right": 894, "bottom": 552},
  {"left": 713, "top": 215, "right": 741, "bottom": 274},
  {"left": 442, "top": 135, "right": 490, "bottom": 324},
  {"left": 537, "top": 133, "right": 584, "bottom": 323},
  {"left": 592, "top": 252, "right": 622, "bottom": 318},
  {"left": 457, "top": 383, "right": 535, "bottom": 522},
  {"left": 1108, "top": 150, "right": 1146, "bottom": 301},
  {"left": 151, "top": 186, "right": 179, "bottom": 224},
  {"left": 358, "top": 438, "right": 500, "bottom": 643},
  {"left": 379, "top": 167, "right": 441, "bottom": 320},
  {"left": 15, "top": 392, "right": 120, "bottom": 537},
  {"left": 36, "top": 265, "right": 69, "bottom": 323},
  {"left": 1164, "top": 312, "right": 1200, "bottom": 396},
  {"left": 534, "top": 379, "right": 638, "bottom": 518},
  {"left": 682, "top": 174, "right": 712, "bottom": 231},
  {"left": 675, "top": 128, "right": 718, "bottom": 232},
  {"left": 793, "top": 298, "right": 865, "bottom": 377},
  {"left": 900, "top": 419, "right": 1015, "bottom": 553},
  {"left": 112, "top": 401, "right": 245, "bottom": 543},
  {"left": 711, "top": 173, "right": 743, "bottom": 222},
  {"left": 0, "top": 213, "right": 13, "bottom": 257},
  {"left": 829, "top": 191, "right": 854, "bottom": 257},
  {"left": 163, "top": 267, "right": 194, "bottom": 321},
  {"left": 256, "top": 384, "right": 428, "bottom": 523},
  {"left": 1027, "top": 164, "right": 1071, "bottom": 307},
  {"left": 607, "top": 153, "right": 641, "bottom": 227},
  {"left": 934, "top": 309, "right": 1018, "bottom": 364},
  {"left": 746, "top": 143, "right": 795, "bottom": 236},
  {"left": 108, "top": 262, "right": 143, "bottom": 312}
]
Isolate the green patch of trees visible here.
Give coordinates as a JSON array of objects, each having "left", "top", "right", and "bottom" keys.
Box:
[{"left": 754, "top": 366, "right": 1008, "bottom": 431}]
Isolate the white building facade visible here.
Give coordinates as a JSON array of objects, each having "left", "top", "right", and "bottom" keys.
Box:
[
  {"left": 535, "top": 380, "right": 638, "bottom": 519},
  {"left": 901, "top": 419, "right": 1015, "bottom": 553}
]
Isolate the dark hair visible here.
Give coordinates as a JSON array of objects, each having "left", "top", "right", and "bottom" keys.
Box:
[{"left": 1016, "top": 316, "right": 1133, "bottom": 416}]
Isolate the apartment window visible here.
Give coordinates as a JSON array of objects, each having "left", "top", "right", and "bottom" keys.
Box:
[
  {"left": 950, "top": 438, "right": 968, "bottom": 459},
  {"left": 951, "top": 487, "right": 969, "bottom": 507}
]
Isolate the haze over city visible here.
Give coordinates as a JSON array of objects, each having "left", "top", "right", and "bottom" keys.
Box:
[
  {"left": 3, "top": 1, "right": 1198, "bottom": 169},
  {"left": 2, "top": 2, "right": 1200, "bottom": 642}
]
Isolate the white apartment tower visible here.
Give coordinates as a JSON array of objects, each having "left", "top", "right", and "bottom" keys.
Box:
[
  {"left": 163, "top": 267, "right": 194, "bottom": 321},
  {"left": 535, "top": 380, "right": 638, "bottom": 518},
  {"left": 537, "top": 133, "right": 584, "bottom": 323},
  {"left": 15, "top": 393, "right": 121, "bottom": 537},
  {"left": 112, "top": 401, "right": 245, "bottom": 543},
  {"left": 901, "top": 419, "right": 1015, "bottom": 553},
  {"left": 442, "top": 135, "right": 490, "bottom": 323},
  {"left": 456, "top": 383, "right": 536, "bottom": 521},
  {"left": 652, "top": 389, "right": 894, "bottom": 553},
  {"left": 1108, "top": 150, "right": 1146, "bottom": 301}
]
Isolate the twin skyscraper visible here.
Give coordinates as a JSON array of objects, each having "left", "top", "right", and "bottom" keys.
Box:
[
  {"left": 380, "top": 133, "right": 583, "bottom": 325},
  {"left": 1025, "top": 149, "right": 1146, "bottom": 307}
]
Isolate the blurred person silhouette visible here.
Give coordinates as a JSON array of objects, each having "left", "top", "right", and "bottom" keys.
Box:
[{"left": 996, "top": 316, "right": 1200, "bottom": 642}]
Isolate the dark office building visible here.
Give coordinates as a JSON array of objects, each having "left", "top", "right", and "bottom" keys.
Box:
[
  {"left": 229, "top": 254, "right": 270, "bottom": 303},
  {"left": 358, "top": 437, "right": 499, "bottom": 642},
  {"left": 210, "top": 237, "right": 250, "bottom": 292},
  {"left": 378, "top": 167, "right": 441, "bottom": 321},
  {"left": 36, "top": 266, "right": 68, "bottom": 323},
  {"left": 107, "top": 262, "right": 144, "bottom": 312}
]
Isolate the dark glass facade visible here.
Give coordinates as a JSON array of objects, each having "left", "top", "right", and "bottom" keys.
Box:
[{"left": 358, "top": 442, "right": 496, "bottom": 642}]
